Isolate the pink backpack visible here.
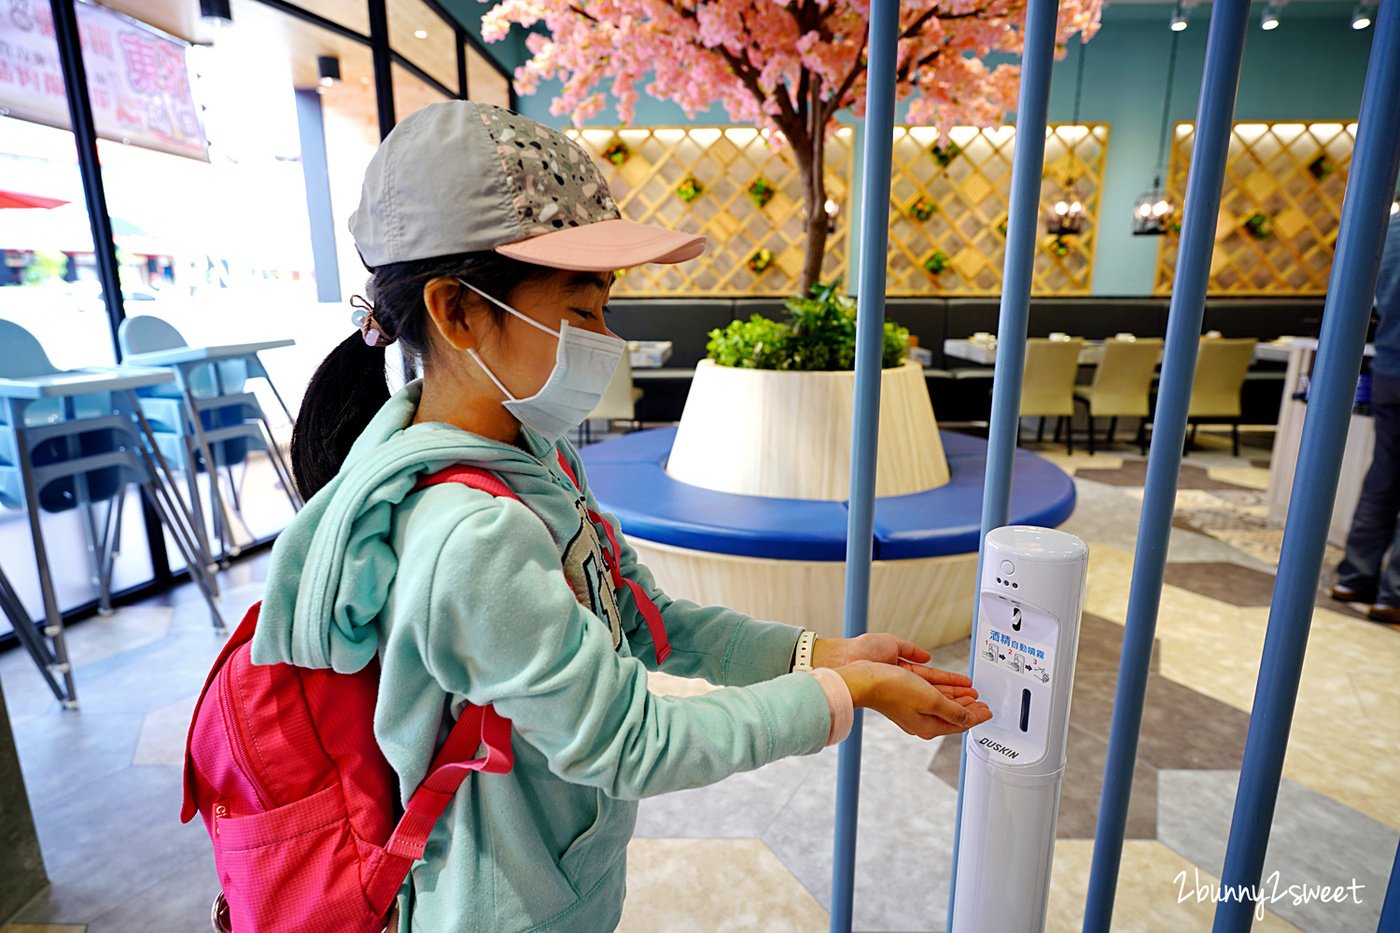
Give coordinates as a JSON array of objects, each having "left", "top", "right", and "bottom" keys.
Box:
[{"left": 182, "top": 456, "right": 669, "bottom": 933}]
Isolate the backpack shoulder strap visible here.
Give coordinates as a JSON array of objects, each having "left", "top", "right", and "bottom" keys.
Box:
[
  {"left": 553, "top": 450, "right": 671, "bottom": 664},
  {"left": 380, "top": 464, "right": 519, "bottom": 863}
]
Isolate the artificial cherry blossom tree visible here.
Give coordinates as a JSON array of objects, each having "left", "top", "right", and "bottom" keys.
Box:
[{"left": 482, "top": 0, "right": 1101, "bottom": 294}]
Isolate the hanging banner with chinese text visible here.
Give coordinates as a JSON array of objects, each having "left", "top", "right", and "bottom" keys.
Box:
[{"left": 0, "top": 0, "right": 208, "bottom": 161}]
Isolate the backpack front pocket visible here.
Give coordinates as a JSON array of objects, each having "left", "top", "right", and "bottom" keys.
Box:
[{"left": 216, "top": 784, "right": 386, "bottom": 933}]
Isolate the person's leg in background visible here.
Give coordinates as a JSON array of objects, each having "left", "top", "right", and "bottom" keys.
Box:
[{"left": 1334, "top": 373, "right": 1400, "bottom": 622}]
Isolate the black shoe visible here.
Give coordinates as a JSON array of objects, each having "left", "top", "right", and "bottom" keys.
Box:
[
  {"left": 1367, "top": 604, "right": 1400, "bottom": 625},
  {"left": 1331, "top": 583, "right": 1376, "bottom": 604}
]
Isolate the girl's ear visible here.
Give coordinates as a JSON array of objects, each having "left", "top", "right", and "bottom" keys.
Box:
[{"left": 423, "top": 278, "right": 475, "bottom": 350}]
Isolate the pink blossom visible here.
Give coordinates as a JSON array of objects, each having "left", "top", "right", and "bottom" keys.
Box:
[{"left": 480, "top": 0, "right": 1100, "bottom": 143}]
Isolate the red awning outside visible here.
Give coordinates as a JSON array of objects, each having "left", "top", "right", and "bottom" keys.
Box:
[{"left": 0, "top": 189, "right": 70, "bottom": 210}]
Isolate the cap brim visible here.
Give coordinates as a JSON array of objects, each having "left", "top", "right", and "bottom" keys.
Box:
[{"left": 494, "top": 218, "right": 705, "bottom": 271}]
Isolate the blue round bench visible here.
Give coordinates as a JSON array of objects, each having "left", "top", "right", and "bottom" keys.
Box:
[{"left": 579, "top": 427, "right": 1076, "bottom": 561}]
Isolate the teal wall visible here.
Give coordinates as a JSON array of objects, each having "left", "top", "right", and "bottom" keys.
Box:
[{"left": 479, "top": 2, "right": 1376, "bottom": 295}]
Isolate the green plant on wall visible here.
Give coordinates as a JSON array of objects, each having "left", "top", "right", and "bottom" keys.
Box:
[
  {"left": 746, "top": 177, "right": 776, "bottom": 209},
  {"left": 706, "top": 277, "right": 909, "bottom": 371},
  {"left": 1308, "top": 154, "right": 1336, "bottom": 181},
  {"left": 1243, "top": 211, "right": 1274, "bottom": 240},
  {"left": 747, "top": 248, "right": 774, "bottom": 274},
  {"left": 930, "top": 141, "right": 962, "bottom": 168},
  {"left": 908, "top": 196, "right": 938, "bottom": 222},
  {"left": 922, "top": 249, "right": 951, "bottom": 277},
  {"left": 601, "top": 138, "right": 631, "bottom": 166},
  {"left": 675, "top": 174, "right": 704, "bottom": 203}
]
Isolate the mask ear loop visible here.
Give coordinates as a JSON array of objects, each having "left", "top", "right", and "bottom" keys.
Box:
[
  {"left": 466, "top": 348, "right": 519, "bottom": 402},
  {"left": 457, "top": 280, "right": 560, "bottom": 338}
]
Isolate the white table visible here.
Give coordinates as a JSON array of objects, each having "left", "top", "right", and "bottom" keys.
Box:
[
  {"left": 0, "top": 365, "right": 224, "bottom": 707},
  {"left": 123, "top": 339, "right": 300, "bottom": 560}
]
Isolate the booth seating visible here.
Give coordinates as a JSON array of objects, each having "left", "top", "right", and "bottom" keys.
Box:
[
  {"left": 607, "top": 295, "right": 1321, "bottom": 425},
  {"left": 580, "top": 426, "right": 1074, "bottom": 647}
]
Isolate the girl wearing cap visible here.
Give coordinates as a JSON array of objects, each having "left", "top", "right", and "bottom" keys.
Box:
[{"left": 251, "top": 101, "right": 989, "bottom": 933}]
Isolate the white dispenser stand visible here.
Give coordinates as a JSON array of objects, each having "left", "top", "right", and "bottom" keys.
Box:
[{"left": 950, "top": 525, "right": 1089, "bottom": 933}]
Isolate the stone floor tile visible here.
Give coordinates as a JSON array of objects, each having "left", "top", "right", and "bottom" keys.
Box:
[
  {"left": 1162, "top": 561, "right": 1280, "bottom": 607},
  {"left": 1074, "top": 611, "right": 1160, "bottom": 674},
  {"left": 1070, "top": 672, "right": 1251, "bottom": 772},
  {"left": 617, "top": 838, "right": 829, "bottom": 933},
  {"left": 1044, "top": 838, "right": 1303, "bottom": 933},
  {"left": 762, "top": 717, "right": 957, "bottom": 932},
  {"left": 10, "top": 712, "right": 144, "bottom": 808},
  {"left": 83, "top": 850, "right": 219, "bottom": 933},
  {"left": 131, "top": 693, "right": 199, "bottom": 768},
  {"left": 16, "top": 767, "right": 207, "bottom": 925},
  {"left": 1156, "top": 770, "right": 1394, "bottom": 933}
]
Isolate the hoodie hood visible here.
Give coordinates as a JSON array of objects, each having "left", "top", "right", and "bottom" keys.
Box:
[{"left": 250, "top": 380, "right": 573, "bottom": 673}]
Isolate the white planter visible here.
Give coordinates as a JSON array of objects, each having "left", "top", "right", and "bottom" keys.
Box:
[{"left": 666, "top": 359, "right": 950, "bottom": 500}]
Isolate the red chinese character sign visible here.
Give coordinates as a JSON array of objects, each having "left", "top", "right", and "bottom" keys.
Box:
[
  {"left": 0, "top": 0, "right": 207, "bottom": 161},
  {"left": 481, "top": 0, "right": 1101, "bottom": 294}
]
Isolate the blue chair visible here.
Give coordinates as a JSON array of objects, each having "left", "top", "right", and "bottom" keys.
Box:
[
  {"left": 0, "top": 321, "right": 225, "bottom": 707},
  {"left": 118, "top": 316, "right": 301, "bottom": 563}
]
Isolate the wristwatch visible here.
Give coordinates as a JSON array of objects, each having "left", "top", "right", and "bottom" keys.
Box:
[{"left": 792, "top": 630, "right": 817, "bottom": 672}]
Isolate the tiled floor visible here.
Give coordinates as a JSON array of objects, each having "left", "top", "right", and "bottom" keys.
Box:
[{"left": 2, "top": 431, "right": 1397, "bottom": 932}]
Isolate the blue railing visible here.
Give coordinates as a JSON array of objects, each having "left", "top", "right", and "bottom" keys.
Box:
[{"left": 829, "top": 0, "right": 1400, "bottom": 929}]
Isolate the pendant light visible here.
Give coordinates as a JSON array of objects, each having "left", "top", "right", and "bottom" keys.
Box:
[
  {"left": 1045, "top": 39, "right": 1088, "bottom": 237},
  {"left": 1133, "top": 30, "right": 1180, "bottom": 235}
]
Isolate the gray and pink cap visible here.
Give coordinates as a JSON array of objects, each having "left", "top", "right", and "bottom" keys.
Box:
[{"left": 348, "top": 101, "right": 704, "bottom": 272}]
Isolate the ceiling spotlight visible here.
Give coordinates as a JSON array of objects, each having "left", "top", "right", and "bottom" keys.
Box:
[
  {"left": 1261, "top": 1, "right": 1282, "bottom": 30},
  {"left": 199, "top": 0, "right": 232, "bottom": 27},
  {"left": 1351, "top": 3, "right": 1373, "bottom": 29},
  {"left": 317, "top": 56, "right": 342, "bottom": 88},
  {"left": 1170, "top": 1, "right": 1190, "bottom": 31},
  {"left": 414, "top": 29, "right": 428, "bottom": 38}
]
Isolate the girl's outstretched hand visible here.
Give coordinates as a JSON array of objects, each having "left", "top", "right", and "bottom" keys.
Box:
[{"left": 835, "top": 660, "right": 992, "bottom": 740}]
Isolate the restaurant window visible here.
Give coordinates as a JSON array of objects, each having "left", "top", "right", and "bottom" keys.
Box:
[
  {"left": 0, "top": 4, "right": 159, "bottom": 624},
  {"left": 466, "top": 44, "right": 510, "bottom": 108},
  {"left": 388, "top": 0, "right": 458, "bottom": 94},
  {"left": 392, "top": 60, "right": 451, "bottom": 124}
]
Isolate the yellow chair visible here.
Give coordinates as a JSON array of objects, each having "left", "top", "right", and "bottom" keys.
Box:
[
  {"left": 1072, "top": 338, "right": 1164, "bottom": 455},
  {"left": 1187, "top": 337, "right": 1257, "bottom": 457},
  {"left": 1019, "top": 337, "right": 1084, "bottom": 454},
  {"left": 580, "top": 354, "right": 644, "bottom": 444}
]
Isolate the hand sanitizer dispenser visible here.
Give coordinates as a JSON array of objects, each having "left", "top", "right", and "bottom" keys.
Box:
[{"left": 951, "top": 525, "right": 1089, "bottom": 933}]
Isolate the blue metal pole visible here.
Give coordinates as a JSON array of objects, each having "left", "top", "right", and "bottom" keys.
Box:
[
  {"left": 829, "top": 0, "right": 898, "bottom": 930},
  {"left": 1213, "top": 5, "right": 1400, "bottom": 929},
  {"left": 943, "top": 0, "right": 1061, "bottom": 926},
  {"left": 1379, "top": 840, "right": 1400, "bottom": 933},
  {"left": 1081, "top": 1, "right": 1252, "bottom": 929}
]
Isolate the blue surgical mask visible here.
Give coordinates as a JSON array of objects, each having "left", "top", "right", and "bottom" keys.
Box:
[{"left": 459, "top": 280, "right": 626, "bottom": 444}]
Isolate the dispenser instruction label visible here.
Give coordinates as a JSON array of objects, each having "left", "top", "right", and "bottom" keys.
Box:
[{"left": 981, "top": 627, "right": 1053, "bottom": 684}]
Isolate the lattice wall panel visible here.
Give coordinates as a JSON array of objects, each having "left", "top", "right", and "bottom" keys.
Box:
[
  {"left": 1154, "top": 121, "right": 1357, "bottom": 295},
  {"left": 887, "top": 123, "right": 1110, "bottom": 296},
  {"left": 568, "top": 127, "right": 852, "bottom": 296}
]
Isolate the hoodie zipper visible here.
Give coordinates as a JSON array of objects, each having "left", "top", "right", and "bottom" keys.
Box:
[{"left": 218, "top": 661, "right": 277, "bottom": 812}]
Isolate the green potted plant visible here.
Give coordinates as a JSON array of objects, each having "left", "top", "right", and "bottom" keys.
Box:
[{"left": 669, "top": 277, "right": 948, "bottom": 505}]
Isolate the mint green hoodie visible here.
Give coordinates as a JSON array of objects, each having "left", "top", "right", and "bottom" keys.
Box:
[{"left": 250, "top": 381, "right": 832, "bottom": 933}]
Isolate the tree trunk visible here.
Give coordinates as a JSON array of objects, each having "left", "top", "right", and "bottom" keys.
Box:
[{"left": 795, "top": 129, "right": 828, "bottom": 297}]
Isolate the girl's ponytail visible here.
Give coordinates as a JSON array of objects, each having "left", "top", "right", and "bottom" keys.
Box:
[
  {"left": 289, "top": 250, "right": 555, "bottom": 501},
  {"left": 290, "top": 332, "right": 390, "bottom": 501}
]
